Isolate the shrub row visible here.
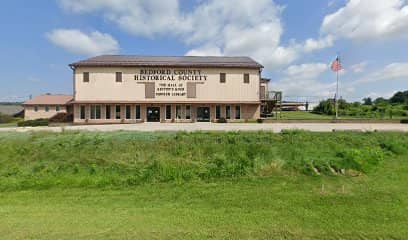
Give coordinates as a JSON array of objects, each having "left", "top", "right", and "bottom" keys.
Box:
[{"left": 17, "top": 119, "right": 49, "bottom": 127}]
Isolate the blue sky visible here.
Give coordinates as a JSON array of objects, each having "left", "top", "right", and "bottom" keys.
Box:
[{"left": 0, "top": 0, "right": 407, "bottom": 103}]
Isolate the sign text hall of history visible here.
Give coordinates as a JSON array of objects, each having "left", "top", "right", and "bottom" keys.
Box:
[{"left": 134, "top": 69, "right": 208, "bottom": 81}]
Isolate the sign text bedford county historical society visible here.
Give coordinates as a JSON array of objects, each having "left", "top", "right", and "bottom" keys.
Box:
[{"left": 134, "top": 69, "right": 208, "bottom": 97}]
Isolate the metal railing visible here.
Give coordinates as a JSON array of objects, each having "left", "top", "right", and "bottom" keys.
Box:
[{"left": 261, "top": 91, "right": 282, "bottom": 101}]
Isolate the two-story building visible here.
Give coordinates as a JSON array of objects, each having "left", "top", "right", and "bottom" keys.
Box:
[{"left": 69, "top": 55, "right": 267, "bottom": 124}]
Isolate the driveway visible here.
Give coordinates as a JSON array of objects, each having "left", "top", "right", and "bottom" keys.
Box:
[{"left": 0, "top": 122, "right": 407, "bottom": 133}]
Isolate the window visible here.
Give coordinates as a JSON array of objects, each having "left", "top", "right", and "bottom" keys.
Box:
[
  {"left": 56, "top": 106, "right": 60, "bottom": 112},
  {"left": 235, "top": 105, "right": 241, "bottom": 119},
  {"left": 244, "top": 73, "right": 250, "bottom": 84},
  {"left": 216, "top": 105, "right": 221, "bottom": 119},
  {"left": 166, "top": 105, "right": 172, "bottom": 120},
  {"left": 187, "top": 82, "right": 196, "bottom": 98},
  {"left": 83, "top": 72, "right": 89, "bottom": 83},
  {"left": 106, "top": 105, "right": 111, "bottom": 119},
  {"left": 220, "top": 73, "right": 226, "bottom": 83},
  {"left": 45, "top": 106, "right": 49, "bottom": 112},
  {"left": 145, "top": 83, "right": 155, "bottom": 98},
  {"left": 185, "top": 105, "right": 191, "bottom": 120},
  {"left": 125, "top": 105, "right": 131, "bottom": 119},
  {"left": 80, "top": 106, "right": 86, "bottom": 119},
  {"left": 116, "top": 72, "right": 122, "bottom": 82},
  {"left": 260, "top": 86, "right": 266, "bottom": 100},
  {"left": 115, "top": 105, "right": 121, "bottom": 119},
  {"left": 91, "top": 105, "right": 101, "bottom": 119},
  {"left": 34, "top": 106, "right": 38, "bottom": 112},
  {"left": 135, "top": 105, "right": 141, "bottom": 120},
  {"left": 176, "top": 105, "right": 182, "bottom": 119},
  {"left": 226, "top": 105, "right": 231, "bottom": 119}
]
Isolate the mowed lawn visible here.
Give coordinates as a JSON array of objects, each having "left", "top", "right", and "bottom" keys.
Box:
[{"left": 0, "top": 131, "right": 407, "bottom": 239}]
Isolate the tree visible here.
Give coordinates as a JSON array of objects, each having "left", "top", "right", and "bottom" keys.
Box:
[
  {"left": 390, "top": 91, "right": 408, "bottom": 104},
  {"left": 313, "top": 99, "right": 335, "bottom": 115},
  {"left": 363, "top": 97, "right": 373, "bottom": 105},
  {"left": 374, "top": 97, "right": 388, "bottom": 105}
]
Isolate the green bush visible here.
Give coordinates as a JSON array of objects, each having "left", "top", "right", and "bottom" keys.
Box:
[
  {"left": 216, "top": 118, "right": 227, "bottom": 123},
  {"left": 0, "top": 113, "right": 14, "bottom": 124},
  {"left": 17, "top": 119, "right": 49, "bottom": 127}
]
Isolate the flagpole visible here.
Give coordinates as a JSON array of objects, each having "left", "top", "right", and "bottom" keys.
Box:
[{"left": 335, "top": 69, "right": 339, "bottom": 119}]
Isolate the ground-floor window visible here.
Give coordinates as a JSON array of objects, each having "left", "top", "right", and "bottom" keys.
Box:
[
  {"left": 34, "top": 106, "right": 38, "bottom": 112},
  {"left": 135, "top": 105, "right": 141, "bottom": 120},
  {"left": 125, "top": 105, "right": 131, "bottom": 119},
  {"left": 226, "top": 105, "right": 231, "bottom": 119},
  {"left": 115, "top": 105, "right": 121, "bottom": 119},
  {"left": 235, "top": 105, "right": 241, "bottom": 119},
  {"left": 56, "top": 106, "right": 60, "bottom": 112},
  {"left": 216, "top": 105, "right": 221, "bottom": 119},
  {"left": 186, "top": 105, "right": 191, "bottom": 120},
  {"left": 166, "top": 105, "right": 172, "bottom": 120},
  {"left": 80, "top": 105, "right": 86, "bottom": 119},
  {"left": 106, "top": 105, "right": 111, "bottom": 119},
  {"left": 90, "top": 105, "right": 101, "bottom": 119},
  {"left": 45, "top": 106, "right": 49, "bottom": 112},
  {"left": 176, "top": 105, "right": 182, "bottom": 119}
]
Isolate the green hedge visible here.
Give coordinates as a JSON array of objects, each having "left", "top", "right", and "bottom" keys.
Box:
[
  {"left": 0, "top": 113, "right": 14, "bottom": 124},
  {"left": 17, "top": 119, "right": 49, "bottom": 127}
]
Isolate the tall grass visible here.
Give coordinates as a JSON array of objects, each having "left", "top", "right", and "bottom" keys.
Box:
[{"left": 0, "top": 131, "right": 407, "bottom": 190}]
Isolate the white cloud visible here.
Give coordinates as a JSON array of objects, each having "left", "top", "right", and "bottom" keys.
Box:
[
  {"left": 273, "top": 63, "right": 337, "bottom": 98},
  {"left": 350, "top": 62, "right": 367, "bottom": 73},
  {"left": 303, "top": 35, "right": 335, "bottom": 52},
  {"left": 185, "top": 45, "right": 222, "bottom": 56},
  {"left": 355, "top": 62, "right": 408, "bottom": 84},
  {"left": 58, "top": 0, "right": 190, "bottom": 37},
  {"left": 58, "top": 0, "right": 330, "bottom": 70},
  {"left": 46, "top": 29, "right": 119, "bottom": 56},
  {"left": 365, "top": 91, "right": 397, "bottom": 100},
  {"left": 321, "top": 0, "right": 408, "bottom": 41}
]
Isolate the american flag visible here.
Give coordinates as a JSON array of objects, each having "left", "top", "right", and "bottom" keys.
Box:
[{"left": 331, "top": 56, "right": 342, "bottom": 72}]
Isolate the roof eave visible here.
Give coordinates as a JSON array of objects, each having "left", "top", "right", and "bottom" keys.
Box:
[{"left": 69, "top": 63, "right": 263, "bottom": 69}]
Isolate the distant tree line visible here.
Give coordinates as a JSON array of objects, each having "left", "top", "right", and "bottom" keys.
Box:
[
  {"left": 0, "top": 102, "right": 23, "bottom": 105},
  {"left": 313, "top": 91, "right": 408, "bottom": 119}
]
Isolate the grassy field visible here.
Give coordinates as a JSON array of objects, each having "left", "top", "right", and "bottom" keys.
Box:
[
  {"left": 0, "top": 131, "right": 407, "bottom": 239},
  {"left": 276, "top": 111, "right": 407, "bottom": 120},
  {"left": 0, "top": 122, "right": 17, "bottom": 128},
  {"left": 278, "top": 111, "right": 334, "bottom": 120}
]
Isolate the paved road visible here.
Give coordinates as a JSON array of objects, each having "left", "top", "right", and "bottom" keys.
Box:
[{"left": 0, "top": 123, "right": 407, "bottom": 133}]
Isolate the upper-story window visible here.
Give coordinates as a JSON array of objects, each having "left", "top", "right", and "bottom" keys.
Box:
[
  {"left": 220, "top": 73, "right": 226, "bottom": 83},
  {"left": 83, "top": 72, "right": 90, "bottom": 83},
  {"left": 116, "top": 72, "right": 122, "bottom": 83},
  {"left": 244, "top": 73, "right": 250, "bottom": 84}
]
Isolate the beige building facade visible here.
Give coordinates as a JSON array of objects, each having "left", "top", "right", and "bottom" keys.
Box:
[
  {"left": 69, "top": 55, "right": 268, "bottom": 124},
  {"left": 23, "top": 94, "right": 73, "bottom": 120}
]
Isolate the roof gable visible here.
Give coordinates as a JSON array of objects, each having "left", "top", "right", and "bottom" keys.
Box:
[{"left": 23, "top": 95, "right": 73, "bottom": 105}]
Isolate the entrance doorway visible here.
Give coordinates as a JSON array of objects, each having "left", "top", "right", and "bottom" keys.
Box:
[
  {"left": 146, "top": 107, "right": 160, "bottom": 122},
  {"left": 197, "top": 107, "right": 210, "bottom": 122}
]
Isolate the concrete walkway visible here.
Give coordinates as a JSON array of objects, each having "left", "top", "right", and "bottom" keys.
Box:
[{"left": 0, "top": 122, "right": 407, "bottom": 133}]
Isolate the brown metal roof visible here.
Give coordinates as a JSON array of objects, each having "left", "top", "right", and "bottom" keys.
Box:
[
  {"left": 23, "top": 94, "right": 73, "bottom": 106},
  {"left": 70, "top": 55, "right": 264, "bottom": 69}
]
